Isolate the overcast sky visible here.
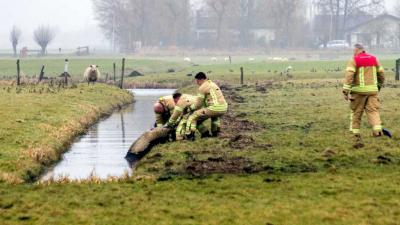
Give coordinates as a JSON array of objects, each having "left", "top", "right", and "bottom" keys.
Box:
[{"left": 0, "top": 0, "right": 396, "bottom": 50}]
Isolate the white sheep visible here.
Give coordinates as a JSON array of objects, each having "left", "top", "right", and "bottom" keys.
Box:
[
  {"left": 248, "top": 57, "right": 255, "bottom": 61},
  {"left": 183, "top": 57, "right": 191, "bottom": 62},
  {"left": 83, "top": 65, "right": 101, "bottom": 85}
]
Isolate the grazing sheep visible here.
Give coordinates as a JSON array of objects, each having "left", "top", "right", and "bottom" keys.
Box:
[
  {"left": 83, "top": 65, "right": 100, "bottom": 85},
  {"left": 183, "top": 57, "right": 191, "bottom": 62}
]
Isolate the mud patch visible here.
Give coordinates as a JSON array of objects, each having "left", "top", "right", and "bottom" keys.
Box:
[
  {"left": 221, "top": 112, "right": 261, "bottom": 136},
  {"left": 185, "top": 157, "right": 256, "bottom": 176},
  {"left": 228, "top": 134, "right": 255, "bottom": 149}
]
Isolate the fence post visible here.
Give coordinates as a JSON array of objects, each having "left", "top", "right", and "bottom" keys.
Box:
[
  {"left": 396, "top": 59, "right": 400, "bottom": 81},
  {"left": 120, "top": 58, "right": 125, "bottom": 89},
  {"left": 16, "top": 59, "right": 20, "bottom": 85},
  {"left": 64, "top": 59, "right": 69, "bottom": 85},
  {"left": 105, "top": 73, "right": 109, "bottom": 82},
  {"left": 240, "top": 67, "right": 244, "bottom": 86},
  {"left": 38, "top": 65, "right": 45, "bottom": 82},
  {"left": 113, "top": 62, "right": 116, "bottom": 82}
]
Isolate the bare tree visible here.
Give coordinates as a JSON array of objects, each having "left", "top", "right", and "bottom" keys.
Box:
[
  {"left": 269, "top": 0, "right": 307, "bottom": 48},
  {"left": 316, "top": 0, "right": 385, "bottom": 39},
  {"left": 93, "top": 0, "right": 192, "bottom": 51},
  {"left": 33, "top": 25, "right": 56, "bottom": 56},
  {"left": 237, "top": 0, "right": 256, "bottom": 47},
  {"left": 206, "top": 0, "right": 235, "bottom": 48},
  {"left": 9, "top": 26, "right": 22, "bottom": 57}
]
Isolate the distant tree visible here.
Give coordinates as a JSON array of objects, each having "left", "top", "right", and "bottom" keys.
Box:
[
  {"left": 33, "top": 25, "right": 56, "bottom": 56},
  {"left": 269, "top": 0, "right": 307, "bottom": 48},
  {"left": 316, "top": 0, "right": 385, "bottom": 39},
  {"left": 206, "top": 0, "right": 236, "bottom": 48},
  {"left": 9, "top": 26, "right": 22, "bottom": 57},
  {"left": 93, "top": 0, "right": 192, "bottom": 51}
]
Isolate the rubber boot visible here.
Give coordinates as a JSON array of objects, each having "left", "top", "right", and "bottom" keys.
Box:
[
  {"left": 353, "top": 134, "right": 365, "bottom": 149},
  {"left": 372, "top": 130, "right": 383, "bottom": 137},
  {"left": 211, "top": 128, "right": 221, "bottom": 137},
  {"left": 186, "top": 132, "right": 195, "bottom": 141},
  {"left": 201, "top": 131, "right": 211, "bottom": 138}
]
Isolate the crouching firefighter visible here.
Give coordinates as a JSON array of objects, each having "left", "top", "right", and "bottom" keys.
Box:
[
  {"left": 153, "top": 95, "right": 176, "bottom": 128},
  {"left": 342, "top": 43, "right": 385, "bottom": 148},
  {"left": 164, "top": 93, "right": 197, "bottom": 140},
  {"left": 185, "top": 72, "right": 228, "bottom": 140}
]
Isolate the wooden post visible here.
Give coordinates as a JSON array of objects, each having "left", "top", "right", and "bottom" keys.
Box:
[
  {"left": 113, "top": 62, "right": 116, "bottom": 82},
  {"left": 38, "top": 65, "right": 45, "bottom": 82},
  {"left": 16, "top": 59, "right": 20, "bottom": 85},
  {"left": 240, "top": 67, "right": 244, "bottom": 85},
  {"left": 64, "top": 59, "right": 69, "bottom": 85},
  {"left": 120, "top": 58, "right": 125, "bottom": 89},
  {"left": 105, "top": 73, "right": 109, "bottom": 82},
  {"left": 229, "top": 56, "right": 232, "bottom": 64},
  {"left": 396, "top": 59, "right": 400, "bottom": 81}
]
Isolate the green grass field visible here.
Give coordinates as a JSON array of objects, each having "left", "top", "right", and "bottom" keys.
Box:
[{"left": 1, "top": 57, "right": 400, "bottom": 224}]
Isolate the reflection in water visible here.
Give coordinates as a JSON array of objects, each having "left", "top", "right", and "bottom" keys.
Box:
[{"left": 42, "top": 89, "right": 175, "bottom": 180}]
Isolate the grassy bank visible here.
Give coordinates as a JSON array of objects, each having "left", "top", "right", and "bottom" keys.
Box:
[{"left": 0, "top": 83, "right": 134, "bottom": 183}]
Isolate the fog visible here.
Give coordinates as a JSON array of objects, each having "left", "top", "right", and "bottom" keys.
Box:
[{"left": 0, "top": 0, "right": 397, "bottom": 51}]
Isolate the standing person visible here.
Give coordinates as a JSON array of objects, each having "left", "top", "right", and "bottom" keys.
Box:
[
  {"left": 186, "top": 72, "right": 228, "bottom": 140},
  {"left": 153, "top": 95, "right": 175, "bottom": 128},
  {"left": 342, "top": 43, "right": 385, "bottom": 148}
]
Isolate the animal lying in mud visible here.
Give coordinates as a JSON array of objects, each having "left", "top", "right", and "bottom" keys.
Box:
[{"left": 83, "top": 65, "right": 101, "bottom": 85}]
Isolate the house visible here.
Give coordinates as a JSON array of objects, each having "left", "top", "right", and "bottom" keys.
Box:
[
  {"left": 313, "top": 13, "right": 373, "bottom": 45},
  {"left": 194, "top": 9, "right": 275, "bottom": 47},
  {"left": 345, "top": 14, "right": 400, "bottom": 49}
]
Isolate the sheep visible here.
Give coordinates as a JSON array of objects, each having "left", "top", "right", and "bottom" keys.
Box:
[
  {"left": 183, "top": 57, "right": 191, "bottom": 62},
  {"left": 83, "top": 65, "right": 101, "bottom": 85},
  {"left": 248, "top": 57, "right": 255, "bottom": 61}
]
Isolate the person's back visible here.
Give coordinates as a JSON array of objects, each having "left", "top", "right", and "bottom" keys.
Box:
[
  {"left": 199, "top": 80, "right": 227, "bottom": 110},
  {"left": 344, "top": 51, "right": 384, "bottom": 95},
  {"left": 154, "top": 95, "right": 175, "bottom": 127}
]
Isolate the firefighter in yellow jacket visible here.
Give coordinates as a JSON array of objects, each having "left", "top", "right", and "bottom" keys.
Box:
[
  {"left": 153, "top": 95, "right": 175, "bottom": 128},
  {"left": 343, "top": 43, "right": 385, "bottom": 148},
  {"left": 164, "top": 93, "right": 197, "bottom": 140},
  {"left": 186, "top": 72, "right": 228, "bottom": 139}
]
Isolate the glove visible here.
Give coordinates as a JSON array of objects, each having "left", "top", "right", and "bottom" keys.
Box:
[{"left": 163, "top": 123, "right": 174, "bottom": 129}]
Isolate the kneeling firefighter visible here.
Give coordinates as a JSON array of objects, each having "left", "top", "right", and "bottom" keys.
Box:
[{"left": 186, "top": 72, "right": 228, "bottom": 140}]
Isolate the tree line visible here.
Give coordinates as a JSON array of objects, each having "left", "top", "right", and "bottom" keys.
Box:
[{"left": 93, "top": 0, "right": 386, "bottom": 51}]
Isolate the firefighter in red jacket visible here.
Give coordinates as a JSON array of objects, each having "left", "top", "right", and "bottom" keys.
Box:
[{"left": 342, "top": 43, "right": 385, "bottom": 148}]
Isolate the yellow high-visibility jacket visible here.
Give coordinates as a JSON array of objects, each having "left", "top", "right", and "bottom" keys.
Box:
[
  {"left": 343, "top": 52, "right": 385, "bottom": 95},
  {"left": 192, "top": 80, "right": 228, "bottom": 112},
  {"left": 155, "top": 95, "right": 175, "bottom": 127},
  {"left": 168, "top": 94, "right": 197, "bottom": 125}
]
